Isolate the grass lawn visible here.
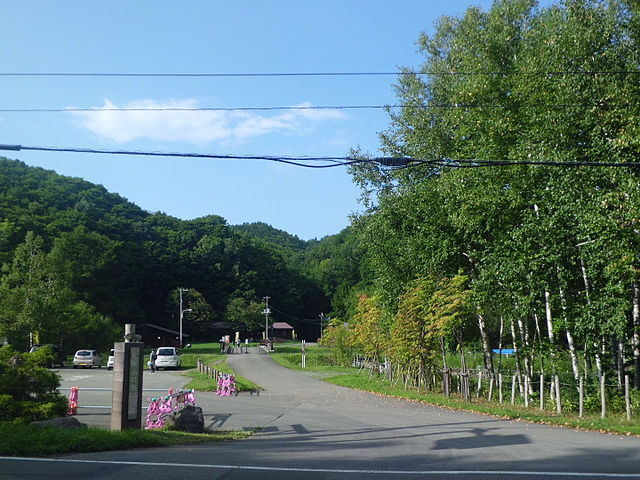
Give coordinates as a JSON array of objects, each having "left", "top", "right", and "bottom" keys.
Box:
[
  {"left": 270, "top": 344, "right": 353, "bottom": 374},
  {"left": 0, "top": 422, "right": 251, "bottom": 456}
]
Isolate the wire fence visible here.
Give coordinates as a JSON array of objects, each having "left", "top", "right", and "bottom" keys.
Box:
[{"left": 351, "top": 355, "right": 638, "bottom": 420}]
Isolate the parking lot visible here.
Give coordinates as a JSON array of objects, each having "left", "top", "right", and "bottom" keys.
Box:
[{"left": 56, "top": 366, "right": 189, "bottom": 427}]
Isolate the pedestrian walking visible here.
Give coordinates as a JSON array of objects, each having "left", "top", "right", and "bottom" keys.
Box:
[{"left": 149, "top": 349, "right": 157, "bottom": 372}]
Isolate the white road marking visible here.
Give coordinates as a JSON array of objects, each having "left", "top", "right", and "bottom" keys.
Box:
[
  {"left": 64, "top": 375, "right": 93, "bottom": 382},
  {"left": 1, "top": 457, "right": 639, "bottom": 478}
]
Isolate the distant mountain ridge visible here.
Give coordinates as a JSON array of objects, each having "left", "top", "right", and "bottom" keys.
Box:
[
  {"left": 0, "top": 158, "right": 306, "bottom": 247},
  {"left": 230, "top": 222, "right": 307, "bottom": 250}
]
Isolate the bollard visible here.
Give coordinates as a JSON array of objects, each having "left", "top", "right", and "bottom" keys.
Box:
[{"left": 67, "top": 386, "right": 79, "bottom": 415}]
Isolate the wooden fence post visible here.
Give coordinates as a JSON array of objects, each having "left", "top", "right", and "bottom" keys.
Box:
[
  {"left": 465, "top": 373, "right": 471, "bottom": 401},
  {"left": 476, "top": 371, "right": 483, "bottom": 398},
  {"left": 600, "top": 373, "right": 606, "bottom": 420},
  {"left": 511, "top": 374, "right": 516, "bottom": 405},
  {"left": 443, "top": 369, "right": 450, "bottom": 397},
  {"left": 579, "top": 376, "right": 584, "bottom": 418},
  {"left": 540, "top": 374, "right": 544, "bottom": 411},
  {"left": 488, "top": 375, "right": 494, "bottom": 402},
  {"left": 555, "top": 375, "right": 561, "bottom": 414},
  {"left": 498, "top": 373, "right": 503, "bottom": 404}
]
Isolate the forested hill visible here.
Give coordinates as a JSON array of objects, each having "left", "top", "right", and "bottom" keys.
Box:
[
  {"left": 230, "top": 222, "right": 307, "bottom": 251},
  {"left": 0, "top": 159, "right": 148, "bottom": 248},
  {"left": 0, "top": 158, "right": 338, "bottom": 351}
]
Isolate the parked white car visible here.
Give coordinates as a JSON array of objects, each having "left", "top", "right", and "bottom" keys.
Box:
[
  {"left": 73, "top": 349, "right": 101, "bottom": 369},
  {"left": 154, "top": 347, "right": 181, "bottom": 370},
  {"left": 107, "top": 349, "right": 115, "bottom": 370}
]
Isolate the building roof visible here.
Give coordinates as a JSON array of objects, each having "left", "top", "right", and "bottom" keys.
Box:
[
  {"left": 142, "top": 323, "right": 190, "bottom": 337},
  {"left": 272, "top": 322, "right": 293, "bottom": 330}
]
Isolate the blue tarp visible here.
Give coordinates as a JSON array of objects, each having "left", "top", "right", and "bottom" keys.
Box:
[{"left": 492, "top": 348, "right": 515, "bottom": 355}]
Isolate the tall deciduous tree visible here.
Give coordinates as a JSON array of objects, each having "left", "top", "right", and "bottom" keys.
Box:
[{"left": 350, "top": 0, "right": 640, "bottom": 387}]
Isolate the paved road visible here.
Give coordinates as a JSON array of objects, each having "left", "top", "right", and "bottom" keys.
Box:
[
  {"left": 56, "top": 364, "right": 189, "bottom": 426},
  {"left": 2, "top": 351, "right": 640, "bottom": 479}
]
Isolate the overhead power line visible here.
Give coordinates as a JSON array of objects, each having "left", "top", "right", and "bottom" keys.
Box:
[
  {"left": 2, "top": 143, "right": 640, "bottom": 169},
  {"left": 269, "top": 306, "right": 321, "bottom": 325},
  {"left": 1, "top": 103, "right": 637, "bottom": 113},
  {"left": 0, "top": 70, "right": 638, "bottom": 78},
  {"left": 0, "top": 144, "right": 362, "bottom": 169}
]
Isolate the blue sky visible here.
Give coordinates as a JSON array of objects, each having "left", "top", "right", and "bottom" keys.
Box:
[{"left": 1, "top": 1, "right": 547, "bottom": 240}]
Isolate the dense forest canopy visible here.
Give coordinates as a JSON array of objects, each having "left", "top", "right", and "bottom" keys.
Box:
[
  {"left": 344, "top": 0, "right": 640, "bottom": 390},
  {"left": 0, "top": 158, "right": 344, "bottom": 351}
]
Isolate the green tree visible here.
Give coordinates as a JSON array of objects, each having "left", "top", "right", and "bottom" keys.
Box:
[
  {"left": 350, "top": 0, "right": 640, "bottom": 389},
  {"left": 0, "top": 232, "right": 119, "bottom": 352},
  {"left": 224, "top": 295, "right": 264, "bottom": 333},
  {"left": 0, "top": 232, "right": 68, "bottom": 350},
  {"left": 348, "top": 295, "right": 389, "bottom": 365}
]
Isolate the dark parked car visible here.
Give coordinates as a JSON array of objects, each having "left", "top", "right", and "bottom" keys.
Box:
[{"left": 29, "top": 344, "right": 66, "bottom": 368}]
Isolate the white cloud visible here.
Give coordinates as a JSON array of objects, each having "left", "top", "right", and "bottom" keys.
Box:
[{"left": 70, "top": 99, "right": 346, "bottom": 145}]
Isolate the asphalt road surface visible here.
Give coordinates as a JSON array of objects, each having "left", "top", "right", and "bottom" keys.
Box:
[
  {"left": 55, "top": 363, "right": 189, "bottom": 426},
  {"left": 2, "top": 350, "right": 640, "bottom": 479}
]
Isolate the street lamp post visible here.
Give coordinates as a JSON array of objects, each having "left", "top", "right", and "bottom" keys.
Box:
[
  {"left": 262, "top": 296, "right": 271, "bottom": 342},
  {"left": 179, "top": 288, "right": 192, "bottom": 348}
]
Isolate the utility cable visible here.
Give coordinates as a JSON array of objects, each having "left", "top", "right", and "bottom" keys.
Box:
[
  {"left": 0, "top": 144, "right": 366, "bottom": 169},
  {"left": 269, "top": 306, "right": 322, "bottom": 324},
  {"left": 1, "top": 103, "right": 638, "bottom": 113},
  {"left": 0, "top": 70, "right": 638, "bottom": 77},
  {"left": 2, "top": 144, "right": 640, "bottom": 169}
]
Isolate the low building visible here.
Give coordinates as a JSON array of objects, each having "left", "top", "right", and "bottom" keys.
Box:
[{"left": 272, "top": 322, "right": 295, "bottom": 341}]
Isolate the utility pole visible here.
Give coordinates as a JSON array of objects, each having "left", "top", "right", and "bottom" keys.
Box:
[
  {"left": 262, "top": 296, "right": 271, "bottom": 342},
  {"left": 179, "top": 288, "right": 192, "bottom": 348}
]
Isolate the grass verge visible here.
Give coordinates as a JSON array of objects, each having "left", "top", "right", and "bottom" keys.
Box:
[
  {"left": 270, "top": 344, "right": 353, "bottom": 374},
  {"left": 181, "top": 345, "right": 262, "bottom": 392},
  {"left": 0, "top": 422, "right": 251, "bottom": 456},
  {"left": 326, "top": 371, "right": 640, "bottom": 436}
]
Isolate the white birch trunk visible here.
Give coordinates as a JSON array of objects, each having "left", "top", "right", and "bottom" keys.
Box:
[
  {"left": 545, "top": 289, "right": 555, "bottom": 346},
  {"left": 510, "top": 318, "right": 524, "bottom": 394},
  {"left": 633, "top": 282, "right": 640, "bottom": 389},
  {"left": 566, "top": 329, "right": 580, "bottom": 382},
  {"left": 544, "top": 289, "right": 557, "bottom": 401},
  {"left": 617, "top": 339, "right": 626, "bottom": 389},
  {"left": 497, "top": 316, "right": 504, "bottom": 373},
  {"left": 517, "top": 316, "right": 533, "bottom": 395},
  {"left": 579, "top": 252, "right": 603, "bottom": 378},
  {"left": 557, "top": 265, "right": 580, "bottom": 382},
  {"left": 477, "top": 314, "right": 494, "bottom": 374}
]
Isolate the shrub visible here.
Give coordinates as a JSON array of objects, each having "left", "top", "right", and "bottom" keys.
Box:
[{"left": 0, "top": 347, "right": 67, "bottom": 422}]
